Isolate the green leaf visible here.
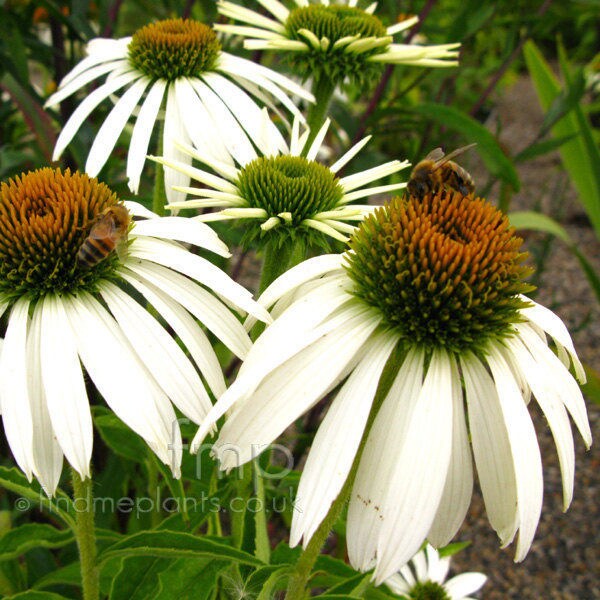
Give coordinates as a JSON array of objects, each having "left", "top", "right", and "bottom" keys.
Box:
[
  {"left": 93, "top": 408, "right": 149, "bottom": 463},
  {"left": 0, "top": 525, "right": 73, "bottom": 562},
  {"left": 509, "top": 211, "right": 600, "bottom": 305},
  {"left": 0, "top": 73, "right": 57, "bottom": 163},
  {"left": 247, "top": 566, "right": 291, "bottom": 600},
  {"left": 325, "top": 572, "right": 371, "bottom": 596},
  {"left": 0, "top": 467, "right": 74, "bottom": 527},
  {"left": 6, "top": 592, "right": 70, "bottom": 600},
  {"left": 410, "top": 103, "right": 520, "bottom": 191},
  {"left": 523, "top": 40, "right": 600, "bottom": 237},
  {"left": 514, "top": 134, "right": 577, "bottom": 163},
  {"left": 109, "top": 556, "right": 171, "bottom": 600},
  {"left": 155, "top": 558, "right": 228, "bottom": 600},
  {"left": 99, "top": 531, "right": 264, "bottom": 568}
]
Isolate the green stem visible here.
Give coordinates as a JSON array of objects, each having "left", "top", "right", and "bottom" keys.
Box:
[
  {"left": 152, "top": 117, "right": 167, "bottom": 216},
  {"left": 284, "top": 345, "right": 403, "bottom": 600},
  {"left": 258, "top": 240, "right": 305, "bottom": 295},
  {"left": 71, "top": 469, "right": 99, "bottom": 600},
  {"left": 302, "top": 75, "right": 338, "bottom": 157}
]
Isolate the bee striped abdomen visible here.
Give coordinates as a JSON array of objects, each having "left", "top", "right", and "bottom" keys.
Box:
[{"left": 77, "top": 237, "right": 115, "bottom": 267}]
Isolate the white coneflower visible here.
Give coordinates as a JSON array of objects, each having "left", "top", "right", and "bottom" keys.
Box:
[
  {"left": 0, "top": 168, "right": 269, "bottom": 495},
  {"left": 216, "top": 0, "right": 460, "bottom": 86},
  {"left": 44, "top": 18, "right": 313, "bottom": 203},
  {"left": 159, "top": 116, "right": 410, "bottom": 247},
  {"left": 386, "top": 544, "right": 487, "bottom": 600},
  {"left": 192, "top": 190, "right": 592, "bottom": 583}
]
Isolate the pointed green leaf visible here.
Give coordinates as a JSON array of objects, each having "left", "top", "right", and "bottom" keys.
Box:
[
  {"left": 6, "top": 592, "right": 70, "bottom": 600},
  {"left": 0, "top": 525, "right": 73, "bottom": 562},
  {"left": 155, "top": 558, "right": 228, "bottom": 599}
]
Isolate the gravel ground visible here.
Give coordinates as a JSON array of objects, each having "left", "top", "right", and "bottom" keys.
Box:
[{"left": 450, "top": 76, "right": 600, "bottom": 600}]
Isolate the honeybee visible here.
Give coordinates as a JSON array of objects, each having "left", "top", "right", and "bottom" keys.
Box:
[
  {"left": 77, "top": 204, "right": 130, "bottom": 268},
  {"left": 407, "top": 144, "right": 476, "bottom": 200}
]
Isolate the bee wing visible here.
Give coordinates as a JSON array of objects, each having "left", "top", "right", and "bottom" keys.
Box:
[
  {"left": 424, "top": 147, "right": 445, "bottom": 162},
  {"left": 89, "top": 216, "right": 115, "bottom": 239},
  {"left": 434, "top": 143, "right": 477, "bottom": 168}
]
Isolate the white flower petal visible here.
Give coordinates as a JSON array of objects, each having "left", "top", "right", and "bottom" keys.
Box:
[
  {"left": 0, "top": 298, "right": 34, "bottom": 479},
  {"left": 128, "top": 236, "right": 270, "bottom": 325},
  {"left": 304, "top": 118, "right": 330, "bottom": 161},
  {"left": 133, "top": 216, "right": 230, "bottom": 258},
  {"left": 202, "top": 73, "right": 287, "bottom": 156},
  {"left": 120, "top": 268, "right": 226, "bottom": 398},
  {"left": 444, "top": 572, "right": 487, "bottom": 599},
  {"left": 217, "top": 0, "right": 287, "bottom": 32},
  {"left": 127, "top": 79, "right": 167, "bottom": 193},
  {"left": 461, "top": 353, "right": 518, "bottom": 546},
  {"left": 486, "top": 344, "right": 544, "bottom": 562},
  {"left": 505, "top": 332, "right": 576, "bottom": 509},
  {"left": 52, "top": 70, "right": 139, "bottom": 161},
  {"left": 329, "top": 135, "right": 371, "bottom": 173},
  {"left": 346, "top": 348, "right": 425, "bottom": 572},
  {"left": 173, "top": 78, "right": 233, "bottom": 166},
  {"left": 86, "top": 77, "right": 149, "bottom": 176},
  {"left": 125, "top": 258, "right": 253, "bottom": 359},
  {"left": 163, "top": 84, "right": 192, "bottom": 205},
  {"left": 374, "top": 350, "right": 455, "bottom": 584},
  {"left": 520, "top": 297, "right": 585, "bottom": 381},
  {"left": 46, "top": 59, "right": 130, "bottom": 107},
  {"left": 64, "top": 292, "right": 180, "bottom": 475},
  {"left": 40, "top": 295, "right": 92, "bottom": 479},
  {"left": 99, "top": 282, "right": 212, "bottom": 424},
  {"left": 213, "top": 307, "right": 382, "bottom": 470},
  {"left": 428, "top": 355, "right": 473, "bottom": 547},
  {"left": 290, "top": 330, "right": 398, "bottom": 547},
  {"left": 124, "top": 200, "right": 158, "bottom": 219},
  {"left": 26, "top": 304, "right": 63, "bottom": 496}
]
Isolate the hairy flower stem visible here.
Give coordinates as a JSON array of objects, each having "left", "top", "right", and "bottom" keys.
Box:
[
  {"left": 285, "top": 346, "right": 403, "bottom": 600},
  {"left": 71, "top": 469, "right": 99, "bottom": 600},
  {"left": 302, "top": 75, "right": 337, "bottom": 156}
]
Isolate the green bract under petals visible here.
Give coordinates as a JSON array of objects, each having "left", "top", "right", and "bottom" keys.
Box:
[
  {"left": 346, "top": 191, "right": 535, "bottom": 353},
  {"left": 0, "top": 168, "right": 124, "bottom": 301},
  {"left": 128, "top": 19, "right": 221, "bottom": 80}
]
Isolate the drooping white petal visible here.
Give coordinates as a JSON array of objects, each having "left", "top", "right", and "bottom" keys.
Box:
[
  {"left": 217, "top": 0, "right": 287, "bottom": 32},
  {"left": 346, "top": 348, "right": 425, "bottom": 572},
  {"left": 26, "top": 304, "right": 63, "bottom": 496},
  {"left": 0, "top": 298, "right": 34, "bottom": 479},
  {"left": 202, "top": 73, "right": 287, "bottom": 157},
  {"left": 120, "top": 268, "right": 226, "bottom": 398},
  {"left": 64, "top": 292, "right": 181, "bottom": 475},
  {"left": 128, "top": 236, "right": 271, "bottom": 324},
  {"left": 123, "top": 201, "right": 158, "bottom": 219},
  {"left": 519, "top": 297, "right": 585, "bottom": 381},
  {"left": 173, "top": 78, "right": 233, "bottom": 166},
  {"left": 374, "top": 350, "right": 454, "bottom": 584},
  {"left": 516, "top": 322, "right": 591, "bottom": 448},
  {"left": 504, "top": 332, "right": 575, "bottom": 509},
  {"left": 127, "top": 79, "right": 167, "bottom": 193},
  {"left": 460, "top": 353, "right": 518, "bottom": 546},
  {"left": 132, "top": 216, "right": 230, "bottom": 258},
  {"left": 125, "top": 258, "right": 253, "bottom": 359},
  {"left": 45, "top": 59, "right": 130, "bottom": 107},
  {"left": 243, "top": 254, "right": 345, "bottom": 331},
  {"left": 486, "top": 344, "right": 544, "bottom": 562},
  {"left": 54, "top": 37, "right": 130, "bottom": 89},
  {"left": 52, "top": 70, "right": 140, "bottom": 160},
  {"left": 191, "top": 77, "right": 257, "bottom": 166},
  {"left": 163, "top": 84, "right": 192, "bottom": 206},
  {"left": 40, "top": 295, "right": 93, "bottom": 479},
  {"left": 86, "top": 77, "right": 149, "bottom": 176},
  {"left": 428, "top": 355, "right": 473, "bottom": 547},
  {"left": 290, "top": 329, "right": 398, "bottom": 548},
  {"left": 99, "top": 282, "right": 213, "bottom": 424},
  {"left": 212, "top": 307, "right": 382, "bottom": 470}
]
